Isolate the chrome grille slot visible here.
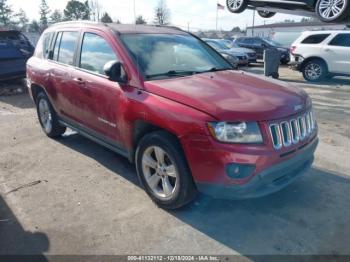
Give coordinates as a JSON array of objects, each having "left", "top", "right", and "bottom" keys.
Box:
[
  {"left": 270, "top": 124, "right": 282, "bottom": 150},
  {"left": 280, "top": 121, "right": 292, "bottom": 147},
  {"left": 305, "top": 113, "right": 311, "bottom": 134},
  {"left": 310, "top": 111, "right": 315, "bottom": 130},
  {"left": 298, "top": 116, "right": 307, "bottom": 140},
  {"left": 290, "top": 119, "right": 300, "bottom": 144},
  {"left": 270, "top": 110, "right": 317, "bottom": 150}
]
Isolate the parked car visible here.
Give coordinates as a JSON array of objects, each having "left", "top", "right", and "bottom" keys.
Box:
[
  {"left": 226, "top": 0, "right": 350, "bottom": 23},
  {"left": 27, "top": 22, "right": 318, "bottom": 209},
  {"left": 203, "top": 38, "right": 250, "bottom": 66},
  {"left": 0, "top": 30, "right": 34, "bottom": 81},
  {"left": 234, "top": 37, "right": 290, "bottom": 64},
  {"left": 290, "top": 30, "right": 350, "bottom": 82}
]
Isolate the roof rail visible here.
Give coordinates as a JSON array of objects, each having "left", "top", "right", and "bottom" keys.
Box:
[{"left": 50, "top": 20, "right": 105, "bottom": 27}]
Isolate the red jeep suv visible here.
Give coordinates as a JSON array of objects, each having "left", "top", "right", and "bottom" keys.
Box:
[{"left": 27, "top": 22, "right": 318, "bottom": 209}]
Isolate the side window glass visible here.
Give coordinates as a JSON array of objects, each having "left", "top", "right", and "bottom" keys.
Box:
[
  {"left": 52, "top": 32, "right": 62, "bottom": 61},
  {"left": 79, "top": 33, "right": 118, "bottom": 75},
  {"left": 43, "top": 32, "right": 54, "bottom": 59},
  {"left": 329, "top": 34, "right": 350, "bottom": 47},
  {"left": 57, "top": 31, "right": 79, "bottom": 65},
  {"left": 301, "top": 34, "right": 330, "bottom": 44}
]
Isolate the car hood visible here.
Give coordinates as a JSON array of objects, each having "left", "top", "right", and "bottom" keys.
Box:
[
  {"left": 229, "top": 47, "right": 255, "bottom": 54},
  {"left": 144, "top": 70, "right": 310, "bottom": 121},
  {"left": 221, "top": 49, "right": 246, "bottom": 57}
]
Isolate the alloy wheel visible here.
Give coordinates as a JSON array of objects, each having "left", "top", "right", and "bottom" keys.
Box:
[
  {"left": 305, "top": 63, "right": 322, "bottom": 81},
  {"left": 227, "top": 0, "right": 244, "bottom": 11},
  {"left": 142, "top": 146, "right": 179, "bottom": 200},
  {"left": 318, "top": 0, "right": 346, "bottom": 20},
  {"left": 38, "top": 99, "right": 53, "bottom": 134}
]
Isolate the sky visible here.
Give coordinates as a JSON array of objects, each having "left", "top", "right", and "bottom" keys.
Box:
[{"left": 8, "top": 0, "right": 307, "bottom": 31}]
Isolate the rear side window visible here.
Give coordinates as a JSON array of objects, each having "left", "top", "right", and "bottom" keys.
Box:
[
  {"left": 329, "top": 34, "right": 350, "bottom": 47},
  {"left": 301, "top": 34, "right": 330, "bottom": 44},
  {"left": 42, "top": 32, "right": 54, "bottom": 59},
  {"left": 53, "top": 31, "right": 79, "bottom": 66},
  {"left": 52, "top": 32, "right": 62, "bottom": 61},
  {"left": 79, "top": 33, "right": 117, "bottom": 75}
]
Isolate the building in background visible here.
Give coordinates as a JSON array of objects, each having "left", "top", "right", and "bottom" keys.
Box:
[{"left": 246, "top": 22, "right": 349, "bottom": 47}]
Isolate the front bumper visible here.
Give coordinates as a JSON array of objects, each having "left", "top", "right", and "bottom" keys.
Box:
[{"left": 196, "top": 137, "right": 318, "bottom": 199}]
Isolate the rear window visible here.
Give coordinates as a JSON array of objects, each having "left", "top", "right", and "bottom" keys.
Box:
[
  {"left": 301, "top": 34, "right": 330, "bottom": 44},
  {"left": 329, "top": 34, "right": 350, "bottom": 47},
  {"left": 35, "top": 32, "right": 54, "bottom": 58}
]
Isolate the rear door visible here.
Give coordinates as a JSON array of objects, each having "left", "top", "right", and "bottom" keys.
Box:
[
  {"left": 324, "top": 33, "right": 350, "bottom": 74},
  {"left": 49, "top": 30, "right": 82, "bottom": 121},
  {"left": 70, "top": 30, "right": 124, "bottom": 142}
]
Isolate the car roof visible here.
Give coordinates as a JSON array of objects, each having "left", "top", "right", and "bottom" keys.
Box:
[
  {"left": 302, "top": 30, "right": 350, "bottom": 34},
  {"left": 47, "top": 21, "right": 188, "bottom": 35}
]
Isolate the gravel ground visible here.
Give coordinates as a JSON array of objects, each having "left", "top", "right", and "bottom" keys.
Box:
[{"left": 0, "top": 67, "right": 350, "bottom": 256}]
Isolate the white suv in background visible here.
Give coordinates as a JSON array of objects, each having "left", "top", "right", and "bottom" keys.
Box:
[{"left": 290, "top": 30, "right": 350, "bottom": 82}]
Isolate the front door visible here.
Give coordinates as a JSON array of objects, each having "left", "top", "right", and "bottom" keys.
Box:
[
  {"left": 71, "top": 31, "right": 124, "bottom": 143},
  {"left": 324, "top": 33, "right": 350, "bottom": 74}
]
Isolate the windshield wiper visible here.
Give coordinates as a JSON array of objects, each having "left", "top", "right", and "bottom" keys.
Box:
[
  {"left": 201, "top": 67, "right": 232, "bottom": 73},
  {"left": 146, "top": 70, "right": 199, "bottom": 79}
]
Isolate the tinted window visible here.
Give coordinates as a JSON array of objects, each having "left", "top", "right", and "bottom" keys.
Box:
[
  {"left": 57, "top": 32, "right": 79, "bottom": 65},
  {"left": 52, "top": 32, "right": 62, "bottom": 61},
  {"left": 329, "top": 34, "right": 350, "bottom": 47},
  {"left": 302, "top": 34, "right": 330, "bottom": 44},
  {"left": 79, "top": 33, "right": 117, "bottom": 75}
]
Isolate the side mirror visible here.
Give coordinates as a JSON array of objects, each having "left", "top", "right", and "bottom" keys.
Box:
[{"left": 103, "top": 61, "right": 128, "bottom": 83}]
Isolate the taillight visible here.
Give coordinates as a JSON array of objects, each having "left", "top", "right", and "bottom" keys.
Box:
[{"left": 290, "top": 46, "right": 296, "bottom": 55}]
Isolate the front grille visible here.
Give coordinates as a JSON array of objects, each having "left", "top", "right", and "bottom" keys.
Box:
[{"left": 269, "top": 111, "right": 316, "bottom": 150}]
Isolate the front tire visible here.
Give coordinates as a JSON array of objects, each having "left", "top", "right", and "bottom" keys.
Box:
[
  {"left": 226, "top": 0, "right": 248, "bottom": 13},
  {"left": 316, "top": 0, "right": 350, "bottom": 22},
  {"left": 36, "top": 92, "right": 66, "bottom": 138},
  {"left": 302, "top": 59, "right": 328, "bottom": 82},
  {"left": 136, "top": 131, "right": 197, "bottom": 209},
  {"left": 257, "top": 10, "right": 276, "bottom": 18}
]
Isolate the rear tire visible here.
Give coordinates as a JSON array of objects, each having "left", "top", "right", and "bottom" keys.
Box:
[
  {"left": 36, "top": 92, "right": 66, "bottom": 138},
  {"left": 136, "top": 131, "right": 197, "bottom": 209},
  {"left": 302, "top": 59, "right": 328, "bottom": 82},
  {"left": 316, "top": 0, "right": 350, "bottom": 22},
  {"left": 258, "top": 10, "right": 276, "bottom": 18},
  {"left": 226, "top": 0, "right": 248, "bottom": 13}
]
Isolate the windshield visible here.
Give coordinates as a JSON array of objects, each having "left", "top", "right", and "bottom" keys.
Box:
[
  {"left": 120, "top": 34, "right": 231, "bottom": 80},
  {"left": 263, "top": 38, "right": 283, "bottom": 47},
  {"left": 206, "top": 40, "right": 229, "bottom": 50}
]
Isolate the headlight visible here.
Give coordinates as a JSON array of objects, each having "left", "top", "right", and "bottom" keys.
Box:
[
  {"left": 208, "top": 122, "right": 263, "bottom": 143},
  {"left": 222, "top": 53, "right": 238, "bottom": 62}
]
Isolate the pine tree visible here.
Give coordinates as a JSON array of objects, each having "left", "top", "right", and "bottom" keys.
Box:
[{"left": 39, "top": 0, "right": 51, "bottom": 29}]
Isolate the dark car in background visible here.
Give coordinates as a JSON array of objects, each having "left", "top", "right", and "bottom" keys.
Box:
[
  {"left": 0, "top": 30, "right": 34, "bottom": 81},
  {"left": 203, "top": 38, "right": 250, "bottom": 66},
  {"left": 226, "top": 0, "right": 350, "bottom": 23},
  {"left": 234, "top": 37, "right": 290, "bottom": 65}
]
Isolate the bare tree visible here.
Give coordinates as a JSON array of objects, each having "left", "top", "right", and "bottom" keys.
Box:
[
  {"left": 0, "top": 0, "right": 13, "bottom": 26},
  {"left": 89, "top": 0, "right": 101, "bottom": 21},
  {"left": 153, "top": 0, "right": 170, "bottom": 25}
]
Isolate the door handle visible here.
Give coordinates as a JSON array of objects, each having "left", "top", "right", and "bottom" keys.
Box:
[
  {"left": 325, "top": 48, "right": 331, "bottom": 52},
  {"left": 73, "top": 77, "right": 86, "bottom": 86}
]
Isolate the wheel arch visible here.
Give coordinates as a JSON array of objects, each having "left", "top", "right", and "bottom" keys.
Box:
[
  {"left": 30, "top": 83, "right": 47, "bottom": 103},
  {"left": 131, "top": 120, "right": 182, "bottom": 163},
  {"left": 300, "top": 56, "right": 329, "bottom": 72}
]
